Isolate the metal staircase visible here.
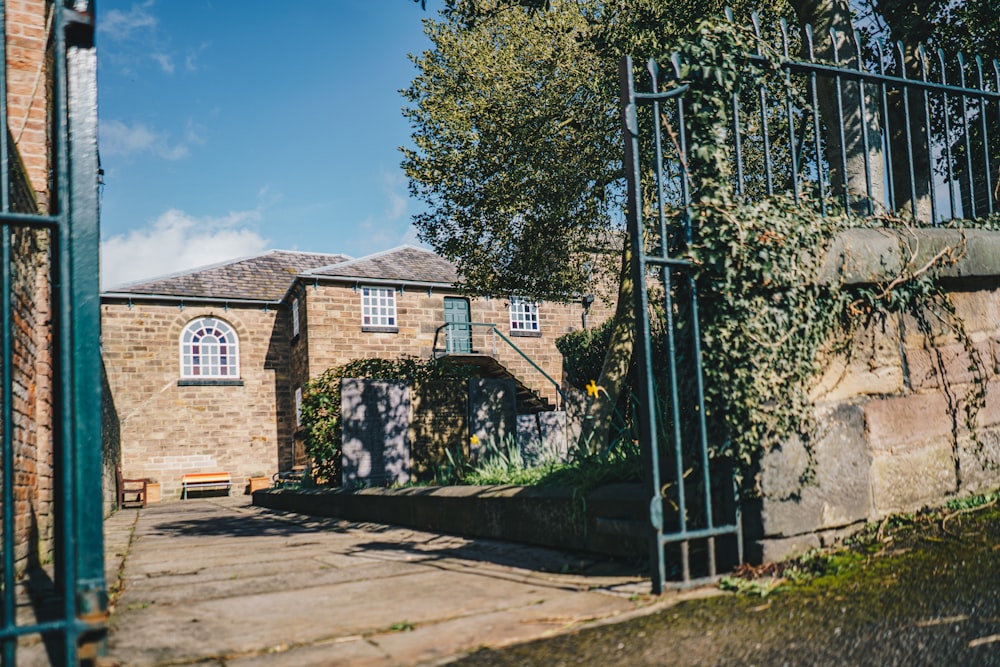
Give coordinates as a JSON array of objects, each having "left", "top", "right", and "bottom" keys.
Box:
[
  {"left": 443, "top": 353, "right": 554, "bottom": 414},
  {"left": 432, "top": 322, "right": 564, "bottom": 415}
]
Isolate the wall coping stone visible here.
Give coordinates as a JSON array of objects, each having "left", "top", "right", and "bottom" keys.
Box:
[{"left": 820, "top": 228, "right": 1000, "bottom": 286}]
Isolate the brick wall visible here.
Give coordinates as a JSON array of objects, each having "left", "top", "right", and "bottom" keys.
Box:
[
  {"left": 3, "top": 0, "right": 55, "bottom": 578},
  {"left": 4, "top": 228, "right": 54, "bottom": 576},
  {"left": 6, "top": 0, "right": 51, "bottom": 208},
  {"left": 100, "top": 302, "right": 295, "bottom": 499}
]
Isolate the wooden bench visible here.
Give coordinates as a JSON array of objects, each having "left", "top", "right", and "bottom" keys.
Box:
[{"left": 181, "top": 472, "right": 232, "bottom": 499}]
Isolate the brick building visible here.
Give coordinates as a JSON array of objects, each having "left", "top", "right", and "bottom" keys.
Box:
[
  {"left": 5, "top": 0, "right": 57, "bottom": 577},
  {"left": 102, "top": 245, "right": 609, "bottom": 499}
]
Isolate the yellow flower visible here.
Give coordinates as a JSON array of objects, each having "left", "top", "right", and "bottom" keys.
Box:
[
  {"left": 586, "top": 379, "right": 600, "bottom": 398},
  {"left": 469, "top": 434, "right": 480, "bottom": 445}
]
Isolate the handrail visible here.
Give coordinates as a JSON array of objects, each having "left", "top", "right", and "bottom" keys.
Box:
[{"left": 432, "top": 321, "right": 566, "bottom": 407}]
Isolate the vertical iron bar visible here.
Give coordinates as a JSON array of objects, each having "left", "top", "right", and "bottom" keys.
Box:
[
  {"left": 832, "top": 28, "right": 851, "bottom": 212},
  {"left": 52, "top": 4, "right": 79, "bottom": 661},
  {"left": 650, "top": 60, "right": 670, "bottom": 257},
  {"left": 918, "top": 46, "right": 938, "bottom": 224},
  {"left": 806, "top": 25, "right": 827, "bottom": 214},
  {"left": 726, "top": 8, "right": 745, "bottom": 197},
  {"left": 958, "top": 53, "right": 977, "bottom": 218},
  {"left": 751, "top": 14, "right": 774, "bottom": 195},
  {"left": 671, "top": 70, "right": 694, "bottom": 584},
  {"left": 939, "top": 49, "right": 957, "bottom": 221},
  {"left": 976, "top": 57, "right": 993, "bottom": 215},
  {"left": 65, "top": 7, "right": 106, "bottom": 652},
  {"left": 853, "top": 30, "right": 875, "bottom": 215},
  {"left": 897, "top": 41, "right": 920, "bottom": 221},
  {"left": 620, "top": 56, "right": 666, "bottom": 594},
  {"left": 0, "top": 0, "right": 15, "bottom": 660},
  {"left": 780, "top": 21, "right": 800, "bottom": 203},
  {"left": 876, "top": 41, "right": 897, "bottom": 213}
]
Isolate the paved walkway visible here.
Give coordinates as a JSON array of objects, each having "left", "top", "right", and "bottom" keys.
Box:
[{"left": 102, "top": 496, "right": 695, "bottom": 666}]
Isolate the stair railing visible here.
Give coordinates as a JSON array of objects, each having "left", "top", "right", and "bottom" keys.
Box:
[{"left": 432, "top": 322, "right": 566, "bottom": 408}]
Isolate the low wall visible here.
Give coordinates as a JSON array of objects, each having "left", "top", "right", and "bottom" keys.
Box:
[
  {"left": 253, "top": 483, "right": 648, "bottom": 559},
  {"left": 755, "top": 228, "right": 1000, "bottom": 561}
]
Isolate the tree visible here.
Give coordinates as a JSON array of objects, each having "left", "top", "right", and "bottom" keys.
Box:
[
  {"left": 404, "top": 0, "right": 999, "bottom": 452},
  {"left": 404, "top": 0, "right": 779, "bottom": 452}
]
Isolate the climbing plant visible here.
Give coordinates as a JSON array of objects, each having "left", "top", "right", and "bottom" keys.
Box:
[{"left": 643, "top": 18, "right": 996, "bottom": 489}]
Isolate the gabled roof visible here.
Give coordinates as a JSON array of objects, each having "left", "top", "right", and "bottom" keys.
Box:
[
  {"left": 103, "top": 250, "right": 352, "bottom": 302},
  {"left": 303, "top": 245, "right": 458, "bottom": 286}
]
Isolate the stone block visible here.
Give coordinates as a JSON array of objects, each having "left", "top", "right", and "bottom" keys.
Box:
[
  {"left": 949, "top": 290, "right": 1000, "bottom": 337},
  {"left": 755, "top": 532, "right": 821, "bottom": 564},
  {"left": 469, "top": 378, "right": 517, "bottom": 456},
  {"left": 759, "top": 403, "right": 872, "bottom": 538},
  {"left": 869, "top": 440, "right": 956, "bottom": 515},
  {"left": 864, "top": 392, "right": 951, "bottom": 451},
  {"left": 811, "top": 315, "right": 903, "bottom": 403},
  {"left": 957, "top": 428, "right": 1000, "bottom": 494},
  {"left": 341, "top": 379, "right": 411, "bottom": 487},
  {"left": 516, "top": 411, "right": 570, "bottom": 467},
  {"left": 904, "top": 340, "right": 993, "bottom": 390}
]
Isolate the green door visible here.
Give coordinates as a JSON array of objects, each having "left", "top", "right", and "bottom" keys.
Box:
[{"left": 444, "top": 297, "right": 471, "bottom": 353}]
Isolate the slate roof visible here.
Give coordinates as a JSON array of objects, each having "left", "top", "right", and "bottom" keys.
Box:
[
  {"left": 304, "top": 245, "right": 459, "bottom": 285},
  {"left": 104, "top": 250, "right": 352, "bottom": 302}
]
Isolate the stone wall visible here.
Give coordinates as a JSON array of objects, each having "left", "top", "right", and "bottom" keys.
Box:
[
  {"left": 100, "top": 301, "right": 295, "bottom": 499},
  {"left": 297, "top": 281, "right": 614, "bottom": 408},
  {"left": 756, "top": 229, "right": 1000, "bottom": 561}
]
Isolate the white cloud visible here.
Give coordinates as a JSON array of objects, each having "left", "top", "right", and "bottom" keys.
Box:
[
  {"left": 100, "top": 119, "right": 198, "bottom": 161},
  {"left": 99, "top": 1, "right": 157, "bottom": 41},
  {"left": 101, "top": 208, "right": 269, "bottom": 289},
  {"left": 151, "top": 52, "right": 174, "bottom": 74}
]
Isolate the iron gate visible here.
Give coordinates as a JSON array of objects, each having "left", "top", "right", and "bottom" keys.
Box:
[
  {"left": 620, "top": 10, "right": 999, "bottom": 593},
  {"left": 1, "top": 1, "right": 105, "bottom": 664},
  {"left": 620, "top": 57, "right": 743, "bottom": 593}
]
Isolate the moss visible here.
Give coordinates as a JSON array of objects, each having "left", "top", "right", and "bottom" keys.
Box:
[{"left": 449, "top": 504, "right": 1000, "bottom": 666}]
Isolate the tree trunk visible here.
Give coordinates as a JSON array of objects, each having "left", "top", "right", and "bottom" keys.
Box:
[
  {"left": 576, "top": 239, "right": 635, "bottom": 454},
  {"left": 789, "top": 0, "right": 888, "bottom": 215}
]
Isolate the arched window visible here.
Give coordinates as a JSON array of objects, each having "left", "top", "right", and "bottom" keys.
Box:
[{"left": 180, "top": 317, "right": 240, "bottom": 378}]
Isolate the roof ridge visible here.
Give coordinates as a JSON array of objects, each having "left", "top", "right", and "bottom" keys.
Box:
[
  {"left": 105, "top": 249, "right": 349, "bottom": 291},
  {"left": 301, "top": 244, "right": 438, "bottom": 275}
]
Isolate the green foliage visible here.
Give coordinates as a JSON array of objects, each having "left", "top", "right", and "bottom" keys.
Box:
[
  {"left": 404, "top": 0, "right": 788, "bottom": 301},
  {"left": 463, "top": 436, "right": 566, "bottom": 486},
  {"left": 300, "top": 356, "right": 473, "bottom": 485},
  {"left": 656, "top": 18, "right": 992, "bottom": 487},
  {"left": 555, "top": 319, "right": 614, "bottom": 391}
]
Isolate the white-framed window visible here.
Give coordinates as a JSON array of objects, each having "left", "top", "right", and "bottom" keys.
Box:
[
  {"left": 361, "top": 286, "right": 397, "bottom": 329},
  {"left": 509, "top": 297, "right": 539, "bottom": 333},
  {"left": 180, "top": 317, "right": 240, "bottom": 378},
  {"left": 291, "top": 297, "right": 300, "bottom": 338},
  {"left": 295, "top": 386, "right": 303, "bottom": 427}
]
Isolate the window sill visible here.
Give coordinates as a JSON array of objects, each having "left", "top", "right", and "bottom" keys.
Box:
[
  {"left": 509, "top": 330, "right": 541, "bottom": 338},
  {"left": 178, "top": 379, "right": 244, "bottom": 387},
  {"left": 362, "top": 326, "right": 399, "bottom": 334}
]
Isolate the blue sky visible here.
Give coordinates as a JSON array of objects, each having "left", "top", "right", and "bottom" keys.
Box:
[{"left": 98, "top": 1, "right": 438, "bottom": 288}]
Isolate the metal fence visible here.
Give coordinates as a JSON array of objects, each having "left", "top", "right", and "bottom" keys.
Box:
[
  {"left": 620, "top": 13, "right": 999, "bottom": 592},
  {"left": 0, "top": 1, "right": 104, "bottom": 664}
]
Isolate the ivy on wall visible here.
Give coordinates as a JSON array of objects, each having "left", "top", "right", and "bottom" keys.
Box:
[{"left": 635, "top": 18, "right": 997, "bottom": 488}]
